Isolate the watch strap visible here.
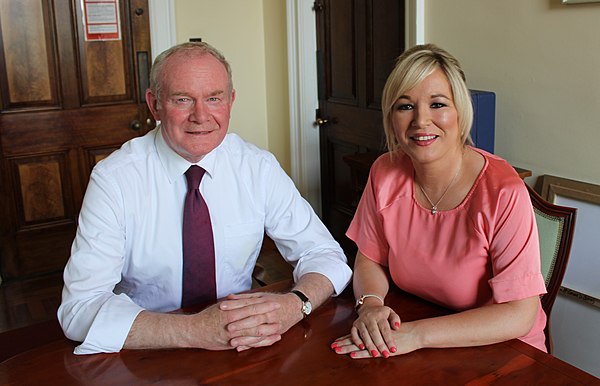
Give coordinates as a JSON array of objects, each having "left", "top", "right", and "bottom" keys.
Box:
[
  {"left": 291, "top": 290, "right": 309, "bottom": 303},
  {"left": 291, "top": 290, "right": 311, "bottom": 317}
]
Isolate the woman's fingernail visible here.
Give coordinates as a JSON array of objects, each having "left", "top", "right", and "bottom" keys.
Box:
[
  {"left": 390, "top": 346, "right": 397, "bottom": 353},
  {"left": 382, "top": 350, "right": 389, "bottom": 358},
  {"left": 350, "top": 352, "right": 357, "bottom": 358},
  {"left": 331, "top": 342, "right": 338, "bottom": 349},
  {"left": 395, "top": 322, "right": 401, "bottom": 328},
  {"left": 371, "top": 350, "right": 378, "bottom": 357},
  {"left": 359, "top": 344, "right": 365, "bottom": 350},
  {"left": 335, "top": 347, "right": 342, "bottom": 353}
]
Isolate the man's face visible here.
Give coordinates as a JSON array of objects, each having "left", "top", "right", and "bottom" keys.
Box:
[{"left": 146, "top": 52, "right": 235, "bottom": 163}]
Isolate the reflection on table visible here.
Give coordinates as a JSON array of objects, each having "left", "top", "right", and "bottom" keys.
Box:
[{"left": 1, "top": 280, "right": 598, "bottom": 385}]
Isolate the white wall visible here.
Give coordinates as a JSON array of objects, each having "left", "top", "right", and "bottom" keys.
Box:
[{"left": 424, "top": 0, "right": 600, "bottom": 188}]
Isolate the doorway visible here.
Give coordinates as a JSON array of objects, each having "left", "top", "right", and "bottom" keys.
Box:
[{"left": 314, "top": 0, "right": 406, "bottom": 259}]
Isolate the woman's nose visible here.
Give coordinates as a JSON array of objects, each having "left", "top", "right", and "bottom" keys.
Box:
[{"left": 412, "top": 106, "right": 431, "bottom": 128}]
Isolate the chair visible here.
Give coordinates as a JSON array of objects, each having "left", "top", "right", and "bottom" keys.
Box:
[{"left": 526, "top": 184, "right": 577, "bottom": 353}]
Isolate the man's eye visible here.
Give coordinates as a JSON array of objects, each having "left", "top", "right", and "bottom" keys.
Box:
[
  {"left": 175, "top": 98, "right": 191, "bottom": 103},
  {"left": 207, "top": 97, "right": 220, "bottom": 102}
]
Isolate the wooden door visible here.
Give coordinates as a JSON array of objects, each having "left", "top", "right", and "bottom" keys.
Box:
[
  {"left": 315, "top": 0, "right": 405, "bottom": 261},
  {"left": 0, "top": 0, "right": 154, "bottom": 280}
]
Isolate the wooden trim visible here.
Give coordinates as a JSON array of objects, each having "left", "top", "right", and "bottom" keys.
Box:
[
  {"left": 148, "top": 0, "right": 176, "bottom": 61},
  {"left": 537, "top": 174, "right": 600, "bottom": 304},
  {"left": 539, "top": 174, "right": 600, "bottom": 206},
  {"left": 286, "top": 0, "right": 321, "bottom": 214},
  {"left": 560, "top": 287, "right": 600, "bottom": 310}
]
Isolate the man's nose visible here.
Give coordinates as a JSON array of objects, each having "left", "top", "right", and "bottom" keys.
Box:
[{"left": 189, "top": 102, "right": 210, "bottom": 123}]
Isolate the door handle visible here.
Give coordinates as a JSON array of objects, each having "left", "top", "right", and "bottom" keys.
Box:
[
  {"left": 130, "top": 120, "right": 142, "bottom": 131},
  {"left": 315, "top": 117, "right": 329, "bottom": 126}
]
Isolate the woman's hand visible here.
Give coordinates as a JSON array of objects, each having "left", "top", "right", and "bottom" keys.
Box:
[{"left": 331, "top": 304, "right": 401, "bottom": 358}]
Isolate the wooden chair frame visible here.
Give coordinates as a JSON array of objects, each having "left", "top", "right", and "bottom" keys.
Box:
[{"left": 527, "top": 184, "right": 577, "bottom": 352}]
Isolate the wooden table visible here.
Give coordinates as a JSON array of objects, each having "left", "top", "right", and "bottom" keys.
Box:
[{"left": 1, "top": 281, "right": 599, "bottom": 385}]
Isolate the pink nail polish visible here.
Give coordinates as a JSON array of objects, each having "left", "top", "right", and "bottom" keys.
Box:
[
  {"left": 359, "top": 344, "right": 365, "bottom": 350},
  {"left": 395, "top": 322, "right": 400, "bottom": 328},
  {"left": 390, "top": 346, "right": 397, "bottom": 353},
  {"left": 371, "top": 350, "right": 378, "bottom": 357},
  {"left": 350, "top": 352, "right": 356, "bottom": 358},
  {"left": 335, "top": 347, "right": 342, "bottom": 353},
  {"left": 382, "top": 350, "right": 389, "bottom": 358},
  {"left": 331, "top": 342, "right": 338, "bottom": 349}
]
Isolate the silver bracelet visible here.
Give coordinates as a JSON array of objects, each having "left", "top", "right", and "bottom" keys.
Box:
[{"left": 355, "top": 294, "right": 385, "bottom": 310}]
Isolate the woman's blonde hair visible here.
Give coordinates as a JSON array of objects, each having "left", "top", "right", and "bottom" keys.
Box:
[{"left": 381, "top": 44, "right": 473, "bottom": 153}]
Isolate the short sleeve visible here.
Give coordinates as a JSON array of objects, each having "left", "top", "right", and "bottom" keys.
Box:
[{"left": 487, "top": 181, "right": 547, "bottom": 303}]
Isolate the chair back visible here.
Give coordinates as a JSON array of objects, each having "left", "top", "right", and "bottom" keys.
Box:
[{"left": 527, "top": 184, "right": 576, "bottom": 352}]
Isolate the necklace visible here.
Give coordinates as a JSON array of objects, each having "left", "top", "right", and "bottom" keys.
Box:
[{"left": 417, "top": 154, "right": 464, "bottom": 215}]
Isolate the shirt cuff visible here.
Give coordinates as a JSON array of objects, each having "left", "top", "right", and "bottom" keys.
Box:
[
  {"left": 490, "top": 272, "right": 547, "bottom": 304},
  {"left": 293, "top": 250, "right": 352, "bottom": 296},
  {"left": 73, "top": 294, "right": 144, "bottom": 355}
]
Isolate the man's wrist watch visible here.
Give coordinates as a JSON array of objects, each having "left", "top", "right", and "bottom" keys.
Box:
[{"left": 291, "top": 290, "right": 312, "bottom": 318}]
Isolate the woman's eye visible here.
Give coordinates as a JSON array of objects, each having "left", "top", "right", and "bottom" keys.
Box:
[
  {"left": 396, "top": 104, "right": 413, "bottom": 111},
  {"left": 431, "top": 102, "right": 445, "bottom": 108}
]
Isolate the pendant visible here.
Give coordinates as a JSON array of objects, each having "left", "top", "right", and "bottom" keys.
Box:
[{"left": 431, "top": 206, "right": 438, "bottom": 215}]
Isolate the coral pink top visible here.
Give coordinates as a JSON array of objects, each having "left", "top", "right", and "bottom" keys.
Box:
[{"left": 347, "top": 147, "right": 547, "bottom": 351}]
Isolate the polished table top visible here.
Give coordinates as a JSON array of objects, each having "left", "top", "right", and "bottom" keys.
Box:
[{"left": 1, "top": 281, "right": 599, "bottom": 385}]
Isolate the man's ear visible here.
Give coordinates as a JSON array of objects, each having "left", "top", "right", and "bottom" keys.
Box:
[{"left": 145, "top": 89, "right": 161, "bottom": 120}]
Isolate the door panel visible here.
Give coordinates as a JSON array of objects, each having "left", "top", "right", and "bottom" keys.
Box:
[
  {"left": 0, "top": 0, "right": 154, "bottom": 280},
  {"left": 316, "top": 0, "right": 405, "bottom": 261},
  {"left": 0, "top": 0, "right": 59, "bottom": 109}
]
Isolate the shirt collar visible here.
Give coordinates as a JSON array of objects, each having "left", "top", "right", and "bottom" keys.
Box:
[{"left": 154, "top": 124, "right": 219, "bottom": 183}]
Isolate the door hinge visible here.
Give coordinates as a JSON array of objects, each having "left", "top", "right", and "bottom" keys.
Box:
[{"left": 313, "top": 1, "right": 324, "bottom": 12}]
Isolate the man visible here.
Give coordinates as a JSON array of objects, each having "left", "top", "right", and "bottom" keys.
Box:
[{"left": 58, "top": 42, "right": 351, "bottom": 354}]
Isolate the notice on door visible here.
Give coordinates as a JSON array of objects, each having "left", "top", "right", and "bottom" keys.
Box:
[{"left": 82, "top": 0, "right": 121, "bottom": 41}]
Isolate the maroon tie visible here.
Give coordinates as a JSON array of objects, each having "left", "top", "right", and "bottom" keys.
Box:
[{"left": 182, "top": 165, "right": 216, "bottom": 308}]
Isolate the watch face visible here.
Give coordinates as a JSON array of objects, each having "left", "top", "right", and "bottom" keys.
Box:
[{"left": 303, "top": 301, "right": 312, "bottom": 315}]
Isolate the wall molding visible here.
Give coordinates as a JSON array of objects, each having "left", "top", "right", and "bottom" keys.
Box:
[{"left": 148, "top": 0, "right": 176, "bottom": 60}]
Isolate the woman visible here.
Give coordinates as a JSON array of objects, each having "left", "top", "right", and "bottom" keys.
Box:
[{"left": 331, "top": 44, "right": 547, "bottom": 359}]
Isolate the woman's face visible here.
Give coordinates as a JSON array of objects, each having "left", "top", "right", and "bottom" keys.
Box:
[{"left": 391, "top": 68, "right": 461, "bottom": 165}]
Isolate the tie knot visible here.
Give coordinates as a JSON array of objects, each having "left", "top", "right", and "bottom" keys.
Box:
[{"left": 185, "top": 165, "right": 205, "bottom": 192}]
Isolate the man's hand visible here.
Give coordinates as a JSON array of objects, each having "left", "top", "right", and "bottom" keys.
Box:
[
  {"left": 184, "top": 301, "right": 270, "bottom": 350},
  {"left": 126, "top": 273, "right": 333, "bottom": 352},
  {"left": 219, "top": 292, "right": 303, "bottom": 351},
  {"left": 124, "top": 298, "right": 283, "bottom": 351}
]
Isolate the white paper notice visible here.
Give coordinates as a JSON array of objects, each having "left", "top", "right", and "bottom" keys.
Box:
[{"left": 83, "top": 0, "right": 121, "bottom": 41}]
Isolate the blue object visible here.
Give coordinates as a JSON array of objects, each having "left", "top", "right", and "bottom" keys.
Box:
[{"left": 469, "top": 90, "right": 495, "bottom": 154}]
